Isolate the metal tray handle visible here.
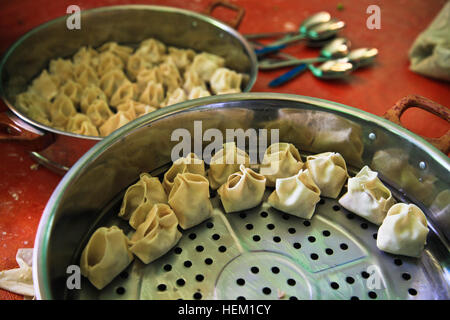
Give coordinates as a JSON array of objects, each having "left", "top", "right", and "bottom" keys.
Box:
[
  {"left": 383, "top": 95, "right": 450, "bottom": 154},
  {"left": 203, "top": 0, "right": 245, "bottom": 29},
  {"left": 0, "top": 111, "right": 54, "bottom": 151}
]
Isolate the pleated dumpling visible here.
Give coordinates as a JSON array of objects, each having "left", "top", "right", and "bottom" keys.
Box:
[
  {"left": 305, "top": 152, "right": 348, "bottom": 198},
  {"left": 86, "top": 99, "right": 114, "bottom": 127},
  {"left": 118, "top": 173, "right": 168, "bottom": 229},
  {"left": 268, "top": 169, "right": 321, "bottom": 219},
  {"left": 97, "top": 51, "right": 125, "bottom": 77},
  {"left": 99, "top": 111, "right": 132, "bottom": 136},
  {"left": 80, "top": 85, "right": 107, "bottom": 113},
  {"left": 158, "top": 58, "right": 182, "bottom": 94},
  {"left": 190, "top": 52, "right": 225, "bottom": 82},
  {"left": 168, "top": 173, "right": 213, "bottom": 229},
  {"left": 66, "top": 113, "right": 99, "bottom": 136},
  {"left": 73, "top": 63, "right": 99, "bottom": 87},
  {"left": 338, "top": 166, "right": 396, "bottom": 225},
  {"left": 188, "top": 86, "right": 211, "bottom": 100},
  {"left": 99, "top": 69, "right": 128, "bottom": 99},
  {"left": 110, "top": 81, "right": 136, "bottom": 107},
  {"left": 80, "top": 226, "right": 134, "bottom": 290},
  {"left": 218, "top": 164, "right": 266, "bottom": 213},
  {"left": 167, "top": 47, "right": 195, "bottom": 71},
  {"left": 30, "top": 70, "right": 59, "bottom": 101},
  {"left": 98, "top": 42, "right": 133, "bottom": 64},
  {"left": 130, "top": 203, "right": 181, "bottom": 264},
  {"left": 117, "top": 100, "right": 156, "bottom": 118},
  {"left": 163, "top": 153, "right": 206, "bottom": 194},
  {"left": 183, "top": 69, "right": 206, "bottom": 94},
  {"left": 138, "top": 80, "right": 164, "bottom": 107},
  {"left": 163, "top": 87, "right": 187, "bottom": 107},
  {"left": 210, "top": 67, "right": 243, "bottom": 94},
  {"left": 208, "top": 142, "right": 250, "bottom": 190},
  {"left": 259, "top": 143, "right": 304, "bottom": 187},
  {"left": 376, "top": 203, "right": 429, "bottom": 257},
  {"left": 50, "top": 94, "right": 77, "bottom": 129},
  {"left": 60, "top": 80, "right": 83, "bottom": 105}
]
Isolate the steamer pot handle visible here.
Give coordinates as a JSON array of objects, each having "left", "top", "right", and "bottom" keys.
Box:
[
  {"left": 0, "top": 111, "right": 55, "bottom": 151},
  {"left": 383, "top": 95, "right": 450, "bottom": 154},
  {"left": 203, "top": 0, "right": 245, "bottom": 29}
]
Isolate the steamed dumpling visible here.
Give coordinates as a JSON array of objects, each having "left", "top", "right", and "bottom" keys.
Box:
[
  {"left": 259, "top": 143, "right": 304, "bottom": 187},
  {"left": 338, "top": 166, "right": 396, "bottom": 225},
  {"left": 80, "top": 226, "right": 134, "bottom": 290},
  {"left": 268, "top": 169, "right": 321, "bottom": 219},
  {"left": 168, "top": 173, "right": 213, "bottom": 229},
  {"left": 130, "top": 203, "right": 182, "bottom": 264},
  {"left": 218, "top": 164, "right": 266, "bottom": 213},
  {"left": 66, "top": 113, "right": 99, "bottom": 136},
  {"left": 208, "top": 142, "right": 250, "bottom": 190},
  {"left": 99, "top": 111, "right": 132, "bottom": 136},
  {"left": 305, "top": 152, "right": 348, "bottom": 198},
  {"left": 376, "top": 203, "right": 429, "bottom": 257},
  {"left": 118, "top": 173, "right": 168, "bottom": 229},
  {"left": 210, "top": 67, "right": 242, "bottom": 94},
  {"left": 163, "top": 153, "right": 206, "bottom": 194},
  {"left": 189, "top": 52, "right": 225, "bottom": 82}
]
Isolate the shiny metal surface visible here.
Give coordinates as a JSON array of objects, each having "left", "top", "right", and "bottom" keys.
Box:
[
  {"left": 0, "top": 5, "right": 258, "bottom": 168},
  {"left": 33, "top": 93, "right": 450, "bottom": 300}
]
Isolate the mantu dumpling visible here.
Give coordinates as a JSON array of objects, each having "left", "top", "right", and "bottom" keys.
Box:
[
  {"left": 260, "top": 143, "right": 304, "bottom": 187},
  {"left": 338, "top": 166, "right": 396, "bottom": 225},
  {"left": 80, "top": 85, "right": 107, "bottom": 113},
  {"left": 130, "top": 203, "right": 182, "bottom": 264},
  {"left": 167, "top": 47, "right": 195, "bottom": 71},
  {"left": 109, "top": 81, "right": 136, "bottom": 107},
  {"left": 305, "top": 152, "right": 348, "bottom": 198},
  {"left": 188, "top": 86, "right": 211, "bottom": 100},
  {"left": 190, "top": 52, "right": 225, "bottom": 82},
  {"left": 80, "top": 226, "right": 134, "bottom": 290},
  {"left": 99, "top": 111, "right": 132, "bottom": 136},
  {"left": 376, "top": 203, "right": 429, "bottom": 257},
  {"left": 66, "top": 113, "right": 99, "bottom": 136},
  {"left": 139, "top": 80, "right": 164, "bottom": 107},
  {"left": 208, "top": 142, "right": 250, "bottom": 190},
  {"left": 86, "top": 99, "right": 114, "bottom": 127},
  {"left": 168, "top": 173, "right": 213, "bottom": 229},
  {"left": 218, "top": 164, "right": 266, "bottom": 213},
  {"left": 30, "top": 70, "right": 59, "bottom": 101},
  {"left": 210, "top": 67, "right": 242, "bottom": 94},
  {"left": 118, "top": 173, "right": 168, "bottom": 229},
  {"left": 268, "top": 169, "right": 321, "bottom": 219},
  {"left": 163, "top": 87, "right": 187, "bottom": 107},
  {"left": 50, "top": 94, "right": 77, "bottom": 129},
  {"left": 163, "top": 153, "right": 206, "bottom": 194}
]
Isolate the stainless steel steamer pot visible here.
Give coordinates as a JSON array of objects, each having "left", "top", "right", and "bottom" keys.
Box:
[
  {"left": 34, "top": 93, "right": 450, "bottom": 300},
  {"left": 0, "top": 4, "right": 257, "bottom": 173}
]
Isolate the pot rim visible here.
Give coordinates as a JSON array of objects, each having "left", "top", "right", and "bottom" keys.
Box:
[
  {"left": 0, "top": 4, "right": 258, "bottom": 140},
  {"left": 33, "top": 92, "right": 450, "bottom": 300}
]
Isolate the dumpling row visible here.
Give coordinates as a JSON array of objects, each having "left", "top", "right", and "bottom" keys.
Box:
[
  {"left": 80, "top": 142, "right": 430, "bottom": 290},
  {"left": 15, "top": 39, "right": 246, "bottom": 137}
]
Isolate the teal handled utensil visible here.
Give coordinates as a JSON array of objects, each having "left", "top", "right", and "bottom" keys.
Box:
[
  {"left": 255, "top": 18, "right": 345, "bottom": 56},
  {"left": 259, "top": 37, "right": 351, "bottom": 70},
  {"left": 269, "top": 47, "right": 378, "bottom": 87}
]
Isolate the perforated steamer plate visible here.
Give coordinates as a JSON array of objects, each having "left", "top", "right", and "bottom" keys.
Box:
[{"left": 68, "top": 164, "right": 450, "bottom": 300}]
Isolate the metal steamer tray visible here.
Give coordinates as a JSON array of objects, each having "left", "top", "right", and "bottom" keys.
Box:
[{"left": 34, "top": 93, "right": 450, "bottom": 300}]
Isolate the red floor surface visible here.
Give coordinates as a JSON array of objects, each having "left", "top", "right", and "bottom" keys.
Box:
[{"left": 0, "top": 0, "right": 449, "bottom": 300}]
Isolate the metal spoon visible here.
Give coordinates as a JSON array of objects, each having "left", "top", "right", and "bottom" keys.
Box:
[
  {"left": 255, "top": 18, "right": 345, "bottom": 56},
  {"left": 259, "top": 37, "right": 351, "bottom": 70},
  {"left": 269, "top": 47, "right": 378, "bottom": 86}
]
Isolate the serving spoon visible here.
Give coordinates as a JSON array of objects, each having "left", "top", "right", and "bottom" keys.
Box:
[
  {"left": 259, "top": 37, "right": 351, "bottom": 70},
  {"left": 269, "top": 47, "right": 378, "bottom": 86},
  {"left": 254, "top": 18, "right": 345, "bottom": 56}
]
